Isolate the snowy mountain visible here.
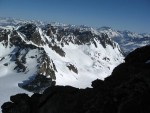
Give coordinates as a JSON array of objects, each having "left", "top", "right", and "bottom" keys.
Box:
[
  {"left": 0, "top": 19, "right": 125, "bottom": 111},
  {"left": 1, "top": 18, "right": 150, "bottom": 110},
  {"left": 1, "top": 17, "right": 149, "bottom": 55},
  {"left": 0, "top": 22, "right": 124, "bottom": 89},
  {"left": 98, "top": 27, "right": 150, "bottom": 55}
]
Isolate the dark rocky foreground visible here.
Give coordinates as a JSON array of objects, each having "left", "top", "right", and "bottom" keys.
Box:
[{"left": 1, "top": 45, "right": 150, "bottom": 113}]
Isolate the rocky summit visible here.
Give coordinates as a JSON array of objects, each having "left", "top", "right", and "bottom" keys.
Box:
[{"left": 1, "top": 45, "right": 150, "bottom": 113}]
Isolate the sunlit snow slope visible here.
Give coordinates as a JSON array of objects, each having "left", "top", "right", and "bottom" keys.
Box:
[
  {"left": 0, "top": 18, "right": 125, "bottom": 112},
  {"left": 0, "top": 23, "right": 124, "bottom": 88}
]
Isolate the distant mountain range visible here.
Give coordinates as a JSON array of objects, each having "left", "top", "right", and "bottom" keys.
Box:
[
  {"left": 98, "top": 26, "right": 150, "bottom": 55},
  {"left": 1, "top": 17, "right": 149, "bottom": 55}
]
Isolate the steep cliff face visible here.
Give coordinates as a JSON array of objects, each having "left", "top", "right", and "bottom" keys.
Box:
[{"left": 2, "top": 45, "right": 150, "bottom": 113}]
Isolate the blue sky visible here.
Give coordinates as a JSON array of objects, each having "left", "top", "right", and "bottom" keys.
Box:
[{"left": 0, "top": 0, "right": 150, "bottom": 33}]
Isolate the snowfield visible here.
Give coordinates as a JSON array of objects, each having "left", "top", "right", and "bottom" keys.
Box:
[{"left": 0, "top": 63, "right": 33, "bottom": 113}]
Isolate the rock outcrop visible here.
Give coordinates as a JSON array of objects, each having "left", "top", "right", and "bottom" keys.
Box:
[{"left": 1, "top": 45, "right": 150, "bottom": 113}]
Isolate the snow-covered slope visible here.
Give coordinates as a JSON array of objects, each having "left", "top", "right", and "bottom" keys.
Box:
[
  {"left": 0, "top": 23, "right": 124, "bottom": 88},
  {"left": 0, "top": 18, "right": 125, "bottom": 111},
  {"left": 98, "top": 27, "right": 150, "bottom": 55}
]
